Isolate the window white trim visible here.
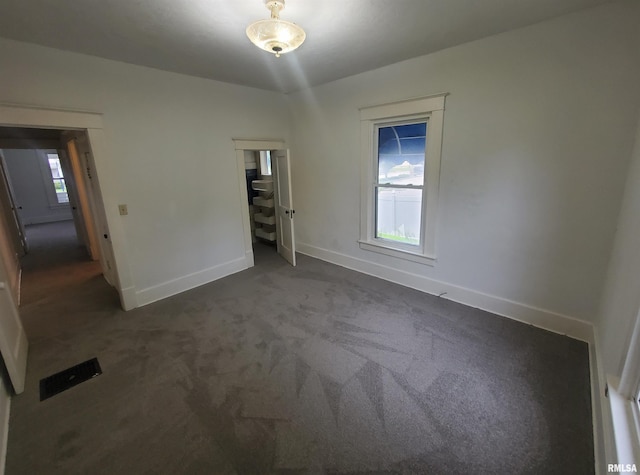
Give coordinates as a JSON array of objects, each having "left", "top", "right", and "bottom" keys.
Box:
[
  {"left": 619, "top": 309, "right": 640, "bottom": 398},
  {"left": 607, "top": 376, "right": 640, "bottom": 468},
  {"left": 359, "top": 94, "right": 447, "bottom": 263},
  {"left": 608, "top": 308, "right": 640, "bottom": 467},
  {"left": 357, "top": 240, "right": 436, "bottom": 265}
]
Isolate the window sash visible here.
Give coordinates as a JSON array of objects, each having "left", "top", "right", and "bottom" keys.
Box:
[
  {"left": 42, "top": 153, "right": 70, "bottom": 205},
  {"left": 375, "top": 183, "right": 423, "bottom": 190},
  {"left": 373, "top": 120, "right": 427, "bottom": 250},
  {"left": 374, "top": 186, "right": 423, "bottom": 247}
]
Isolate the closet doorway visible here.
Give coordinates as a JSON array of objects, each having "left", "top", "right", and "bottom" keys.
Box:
[{"left": 234, "top": 140, "right": 296, "bottom": 267}]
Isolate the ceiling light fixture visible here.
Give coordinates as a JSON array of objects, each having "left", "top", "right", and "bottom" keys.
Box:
[{"left": 246, "top": 0, "right": 306, "bottom": 58}]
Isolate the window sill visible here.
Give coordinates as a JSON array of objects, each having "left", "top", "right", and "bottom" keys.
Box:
[
  {"left": 358, "top": 240, "right": 436, "bottom": 266},
  {"left": 607, "top": 376, "right": 640, "bottom": 467}
]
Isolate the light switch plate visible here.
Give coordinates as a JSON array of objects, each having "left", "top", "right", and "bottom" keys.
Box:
[{"left": 118, "top": 204, "right": 128, "bottom": 216}]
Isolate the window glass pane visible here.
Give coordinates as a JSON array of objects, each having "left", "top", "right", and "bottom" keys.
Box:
[
  {"left": 375, "top": 187, "right": 422, "bottom": 246},
  {"left": 378, "top": 122, "right": 426, "bottom": 185},
  {"left": 47, "top": 154, "right": 69, "bottom": 203},
  {"left": 54, "top": 179, "right": 69, "bottom": 203},
  {"left": 260, "top": 151, "right": 272, "bottom": 176},
  {"left": 53, "top": 179, "right": 67, "bottom": 193},
  {"left": 48, "top": 156, "right": 64, "bottom": 179}
]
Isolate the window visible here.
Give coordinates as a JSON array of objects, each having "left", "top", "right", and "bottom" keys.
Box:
[
  {"left": 259, "top": 150, "right": 272, "bottom": 176},
  {"left": 39, "top": 151, "right": 69, "bottom": 206},
  {"left": 359, "top": 94, "right": 447, "bottom": 265},
  {"left": 46, "top": 153, "right": 69, "bottom": 203}
]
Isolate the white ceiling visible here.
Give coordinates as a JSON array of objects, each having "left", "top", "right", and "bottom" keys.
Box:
[{"left": 0, "top": 0, "right": 616, "bottom": 93}]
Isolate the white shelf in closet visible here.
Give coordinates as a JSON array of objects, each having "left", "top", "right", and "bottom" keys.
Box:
[
  {"left": 253, "top": 196, "right": 274, "bottom": 208},
  {"left": 255, "top": 228, "right": 276, "bottom": 241},
  {"left": 251, "top": 177, "right": 276, "bottom": 242},
  {"left": 251, "top": 179, "right": 274, "bottom": 192},
  {"left": 254, "top": 213, "right": 276, "bottom": 225}
]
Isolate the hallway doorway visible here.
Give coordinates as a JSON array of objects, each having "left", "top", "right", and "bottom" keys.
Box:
[
  {"left": 0, "top": 135, "right": 109, "bottom": 301},
  {"left": 0, "top": 104, "right": 134, "bottom": 395},
  {"left": 0, "top": 104, "right": 135, "bottom": 312}
]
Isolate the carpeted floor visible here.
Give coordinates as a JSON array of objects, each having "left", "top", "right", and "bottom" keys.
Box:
[{"left": 6, "top": 221, "right": 594, "bottom": 474}]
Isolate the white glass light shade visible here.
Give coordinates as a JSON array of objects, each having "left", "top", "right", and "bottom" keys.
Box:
[{"left": 246, "top": 19, "right": 306, "bottom": 57}]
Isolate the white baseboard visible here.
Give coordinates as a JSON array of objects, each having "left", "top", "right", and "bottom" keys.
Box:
[
  {"left": 297, "top": 242, "right": 594, "bottom": 342},
  {"left": 118, "top": 286, "right": 138, "bottom": 311},
  {"left": 0, "top": 378, "right": 11, "bottom": 475},
  {"left": 135, "top": 257, "right": 248, "bottom": 307},
  {"left": 244, "top": 250, "right": 254, "bottom": 268}
]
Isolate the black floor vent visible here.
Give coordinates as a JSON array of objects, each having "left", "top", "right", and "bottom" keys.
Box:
[{"left": 39, "top": 357, "right": 102, "bottom": 401}]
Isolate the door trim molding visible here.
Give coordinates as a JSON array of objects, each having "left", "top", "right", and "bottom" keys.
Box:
[
  {"left": 0, "top": 103, "right": 136, "bottom": 310},
  {"left": 233, "top": 139, "right": 285, "bottom": 151},
  {"left": 0, "top": 103, "right": 103, "bottom": 129}
]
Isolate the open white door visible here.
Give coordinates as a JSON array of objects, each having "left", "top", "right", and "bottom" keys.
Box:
[
  {"left": 0, "top": 153, "right": 27, "bottom": 256},
  {"left": 273, "top": 149, "right": 296, "bottom": 266},
  {"left": 0, "top": 213, "right": 27, "bottom": 394}
]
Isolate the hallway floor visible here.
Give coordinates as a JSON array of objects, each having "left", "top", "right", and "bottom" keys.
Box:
[{"left": 17, "top": 221, "right": 119, "bottom": 340}]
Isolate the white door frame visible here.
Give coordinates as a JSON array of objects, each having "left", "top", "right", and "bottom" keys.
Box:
[
  {"left": 233, "top": 139, "right": 285, "bottom": 268},
  {"left": 0, "top": 104, "right": 136, "bottom": 310}
]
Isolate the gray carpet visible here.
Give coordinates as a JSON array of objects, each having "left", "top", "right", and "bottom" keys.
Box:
[{"left": 6, "top": 221, "right": 594, "bottom": 474}]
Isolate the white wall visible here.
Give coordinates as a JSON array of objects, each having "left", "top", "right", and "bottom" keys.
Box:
[
  {"left": 2, "top": 149, "right": 72, "bottom": 225},
  {"left": 0, "top": 38, "right": 289, "bottom": 303},
  {"left": 288, "top": 1, "right": 640, "bottom": 328},
  {"left": 596, "top": 111, "right": 640, "bottom": 378}
]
